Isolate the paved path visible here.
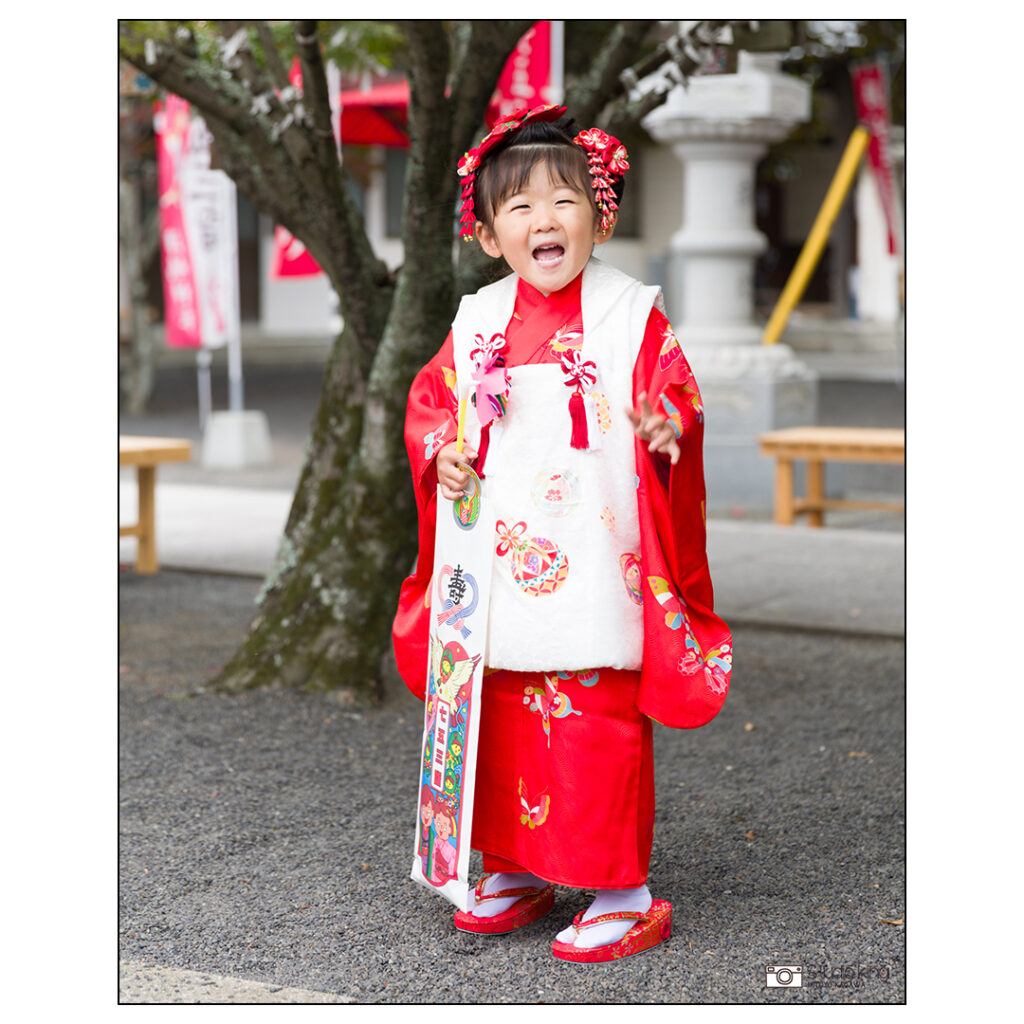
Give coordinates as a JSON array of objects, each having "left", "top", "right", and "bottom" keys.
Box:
[
  {"left": 118, "top": 570, "right": 905, "bottom": 1004},
  {"left": 118, "top": 481, "right": 904, "bottom": 637}
]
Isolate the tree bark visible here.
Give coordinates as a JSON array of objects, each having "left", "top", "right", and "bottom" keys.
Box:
[{"left": 118, "top": 175, "right": 156, "bottom": 413}]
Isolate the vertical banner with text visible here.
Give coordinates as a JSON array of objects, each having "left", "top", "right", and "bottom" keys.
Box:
[
  {"left": 486, "top": 22, "right": 560, "bottom": 126},
  {"left": 851, "top": 61, "right": 901, "bottom": 257},
  {"left": 154, "top": 95, "right": 239, "bottom": 349}
]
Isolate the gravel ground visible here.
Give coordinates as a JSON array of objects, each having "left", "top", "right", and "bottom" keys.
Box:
[{"left": 119, "top": 569, "right": 905, "bottom": 1004}]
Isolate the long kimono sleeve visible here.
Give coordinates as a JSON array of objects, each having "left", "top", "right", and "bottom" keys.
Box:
[
  {"left": 632, "top": 309, "right": 733, "bottom": 728},
  {"left": 392, "top": 332, "right": 460, "bottom": 700}
]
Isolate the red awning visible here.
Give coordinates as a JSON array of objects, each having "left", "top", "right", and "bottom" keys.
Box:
[{"left": 338, "top": 81, "right": 409, "bottom": 148}]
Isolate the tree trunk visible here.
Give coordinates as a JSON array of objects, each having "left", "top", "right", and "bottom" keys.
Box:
[{"left": 118, "top": 175, "right": 157, "bottom": 413}]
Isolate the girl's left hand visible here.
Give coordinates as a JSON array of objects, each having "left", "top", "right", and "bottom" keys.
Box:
[{"left": 626, "top": 391, "right": 680, "bottom": 465}]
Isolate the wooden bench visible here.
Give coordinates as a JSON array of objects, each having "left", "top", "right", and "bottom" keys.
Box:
[
  {"left": 119, "top": 435, "right": 193, "bottom": 573},
  {"left": 757, "top": 426, "right": 905, "bottom": 527}
]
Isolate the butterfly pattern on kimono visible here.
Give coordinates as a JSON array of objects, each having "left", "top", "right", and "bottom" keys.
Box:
[
  {"left": 659, "top": 395, "right": 684, "bottom": 440},
  {"left": 518, "top": 777, "right": 551, "bottom": 829},
  {"left": 650, "top": 575, "right": 733, "bottom": 698},
  {"left": 523, "top": 674, "right": 581, "bottom": 747},
  {"left": 658, "top": 324, "right": 682, "bottom": 371},
  {"left": 423, "top": 423, "right": 448, "bottom": 461},
  {"left": 647, "top": 575, "right": 685, "bottom": 630}
]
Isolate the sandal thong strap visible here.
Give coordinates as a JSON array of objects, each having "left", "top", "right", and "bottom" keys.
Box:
[
  {"left": 474, "top": 873, "right": 550, "bottom": 903},
  {"left": 570, "top": 908, "right": 647, "bottom": 932}
]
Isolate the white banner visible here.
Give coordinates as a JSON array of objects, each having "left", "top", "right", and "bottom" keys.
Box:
[
  {"left": 411, "top": 465, "right": 496, "bottom": 912},
  {"left": 178, "top": 116, "right": 240, "bottom": 350}
]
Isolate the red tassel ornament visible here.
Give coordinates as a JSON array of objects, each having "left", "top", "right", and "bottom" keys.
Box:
[
  {"left": 560, "top": 351, "right": 598, "bottom": 452},
  {"left": 568, "top": 391, "right": 589, "bottom": 450}
]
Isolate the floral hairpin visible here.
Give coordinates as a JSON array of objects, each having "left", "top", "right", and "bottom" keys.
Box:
[
  {"left": 573, "top": 128, "right": 630, "bottom": 234},
  {"left": 456, "top": 106, "right": 630, "bottom": 240},
  {"left": 457, "top": 104, "right": 566, "bottom": 240}
]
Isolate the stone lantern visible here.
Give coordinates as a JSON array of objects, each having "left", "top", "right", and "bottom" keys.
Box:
[{"left": 643, "top": 50, "right": 816, "bottom": 511}]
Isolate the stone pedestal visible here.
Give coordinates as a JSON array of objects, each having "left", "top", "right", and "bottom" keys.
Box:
[
  {"left": 201, "top": 410, "right": 273, "bottom": 469},
  {"left": 643, "top": 51, "right": 815, "bottom": 513}
]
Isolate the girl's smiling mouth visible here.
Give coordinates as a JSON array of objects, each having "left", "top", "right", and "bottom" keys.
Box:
[{"left": 533, "top": 244, "right": 565, "bottom": 265}]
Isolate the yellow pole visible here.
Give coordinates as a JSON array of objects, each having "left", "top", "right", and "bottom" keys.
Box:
[
  {"left": 455, "top": 389, "right": 468, "bottom": 455},
  {"left": 762, "top": 125, "right": 871, "bottom": 345}
]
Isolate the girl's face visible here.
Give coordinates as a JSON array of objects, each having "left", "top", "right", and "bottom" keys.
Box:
[{"left": 476, "top": 162, "right": 613, "bottom": 295}]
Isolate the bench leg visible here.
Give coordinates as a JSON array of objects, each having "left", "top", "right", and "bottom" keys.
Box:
[
  {"left": 806, "top": 458, "right": 825, "bottom": 528},
  {"left": 774, "top": 458, "right": 795, "bottom": 526},
  {"left": 136, "top": 465, "right": 158, "bottom": 573}
]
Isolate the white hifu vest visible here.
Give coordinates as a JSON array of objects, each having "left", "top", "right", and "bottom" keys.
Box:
[{"left": 451, "top": 258, "right": 663, "bottom": 672}]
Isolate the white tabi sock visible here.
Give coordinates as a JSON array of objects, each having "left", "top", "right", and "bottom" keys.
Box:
[
  {"left": 466, "top": 872, "right": 548, "bottom": 918},
  {"left": 556, "top": 885, "right": 652, "bottom": 949}
]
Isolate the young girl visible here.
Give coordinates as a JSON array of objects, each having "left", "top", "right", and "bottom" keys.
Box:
[{"left": 393, "top": 105, "right": 732, "bottom": 962}]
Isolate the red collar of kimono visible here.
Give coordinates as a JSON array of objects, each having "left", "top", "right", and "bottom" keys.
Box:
[{"left": 514, "top": 271, "right": 583, "bottom": 318}]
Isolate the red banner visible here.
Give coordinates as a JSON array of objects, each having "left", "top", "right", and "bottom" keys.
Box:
[
  {"left": 487, "top": 22, "right": 555, "bottom": 126},
  {"left": 851, "top": 61, "right": 900, "bottom": 256},
  {"left": 270, "top": 226, "right": 322, "bottom": 277},
  {"left": 154, "top": 95, "right": 202, "bottom": 347}
]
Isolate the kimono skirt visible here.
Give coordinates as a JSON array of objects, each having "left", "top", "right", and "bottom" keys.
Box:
[{"left": 473, "top": 666, "right": 654, "bottom": 890}]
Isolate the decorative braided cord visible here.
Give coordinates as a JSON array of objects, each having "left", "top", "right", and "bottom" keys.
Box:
[
  {"left": 473, "top": 874, "right": 551, "bottom": 903},
  {"left": 569, "top": 908, "right": 648, "bottom": 932}
]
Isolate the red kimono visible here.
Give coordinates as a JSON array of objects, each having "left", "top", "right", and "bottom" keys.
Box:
[{"left": 394, "top": 268, "right": 731, "bottom": 889}]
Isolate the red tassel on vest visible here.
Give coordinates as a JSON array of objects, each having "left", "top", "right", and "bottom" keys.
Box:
[{"left": 568, "top": 391, "right": 589, "bottom": 450}]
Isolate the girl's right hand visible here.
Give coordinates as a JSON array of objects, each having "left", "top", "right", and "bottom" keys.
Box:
[{"left": 436, "top": 442, "right": 478, "bottom": 501}]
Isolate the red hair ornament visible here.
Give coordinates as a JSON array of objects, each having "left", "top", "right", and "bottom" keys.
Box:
[
  {"left": 573, "top": 128, "right": 630, "bottom": 234},
  {"left": 457, "top": 105, "right": 566, "bottom": 240},
  {"left": 457, "top": 105, "right": 630, "bottom": 240}
]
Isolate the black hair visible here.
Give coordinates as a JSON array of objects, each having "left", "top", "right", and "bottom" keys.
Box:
[{"left": 472, "top": 116, "right": 626, "bottom": 231}]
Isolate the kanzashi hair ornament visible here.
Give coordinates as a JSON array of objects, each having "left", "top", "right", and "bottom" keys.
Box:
[
  {"left": 457, "top": 104, "right": 566, "bottom": 240},
  {"left": 573, "top": 128, "right": 630, "bottom": 234},
  {"left": 456, "top": 106, "right": 630, "bottom": 240}
]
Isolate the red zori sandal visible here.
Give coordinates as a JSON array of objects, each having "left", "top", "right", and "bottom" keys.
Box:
[
  {"left": 551, "top": 900, "right": 672, "bottom": 962},
  {"left": 453, "top": 875, "right": 556, "bottom": 934}
]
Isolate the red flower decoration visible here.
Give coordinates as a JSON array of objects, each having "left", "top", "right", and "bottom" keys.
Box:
[{"left": 573, "top": 128, "right": 630, "bottom": 233}]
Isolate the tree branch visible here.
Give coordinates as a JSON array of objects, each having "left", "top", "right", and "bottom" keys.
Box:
[
  {"left": 214, "top": 21, "right": 278, "bottom": 103},
  {"left": 564, "top": 21, "right": 658, "bottom": 127},
  {"left": 254, "top": 20, "right": 292, "bottom": 93},
  {"left": 293, "top": 20, "right": 341, "bottom": 175}
]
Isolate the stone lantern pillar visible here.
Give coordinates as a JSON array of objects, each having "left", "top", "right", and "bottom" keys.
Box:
[{"left": 643, "top": 51, "right": 816, "bottom": 511}]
